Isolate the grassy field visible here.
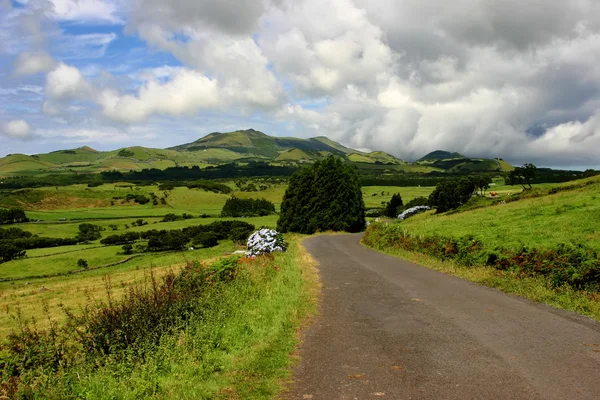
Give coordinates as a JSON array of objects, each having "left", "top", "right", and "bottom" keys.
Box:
[
  {"left": 1, "top": 237, "right": 321, "bottom": 399},
  {"left": 397, "top": 177, "right": 600, "bottom": 250},
  {"left": 0, "top": 181, "right": 434, "bottom": 340},
  {"left": 362, "top": 186, "right": 435, "bottom": 209},
  {"left": 362, "top": 175, "right": 600, "bottom": 321}
]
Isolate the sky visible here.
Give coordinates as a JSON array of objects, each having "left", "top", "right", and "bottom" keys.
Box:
[{"left": 1, "top": 0, "right": 600, "bottom": 168}]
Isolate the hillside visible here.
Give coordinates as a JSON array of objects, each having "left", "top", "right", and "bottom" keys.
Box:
[
  {"left": 0, "top": 129, "right": 511, "bottom": 176},
  {"left": 418, "top": 150, "right": 466, "bottom": 161},
  {"left": 394, "top": 175, "right": 600, "bottom": 250}
]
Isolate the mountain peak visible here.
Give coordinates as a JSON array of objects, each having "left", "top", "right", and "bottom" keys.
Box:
[{"left": 418, "top": 150, "right": 466, "bottom": 162}]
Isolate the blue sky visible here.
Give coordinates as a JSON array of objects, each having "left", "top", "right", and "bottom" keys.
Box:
[{"left": 2, "top": 0, "right": 600, "bottom": 168}]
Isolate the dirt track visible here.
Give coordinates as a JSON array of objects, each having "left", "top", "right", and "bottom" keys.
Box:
[{"left": 285, "top": 234, "right": 600, "bottom": 400}]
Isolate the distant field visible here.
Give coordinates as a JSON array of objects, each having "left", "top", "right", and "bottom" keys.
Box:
[
  {"left": 362, "top": 186, "right": 435, "bottom": 209},
  {"left": 0, "top": 180, "right": 439, "bottom": 339}
]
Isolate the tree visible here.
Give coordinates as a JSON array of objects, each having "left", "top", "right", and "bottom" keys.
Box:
[
  {"left": 77, "top": 258, "right": 88, "bottom": 269},
  {"left": 230, "top": 226, "right": 253, "bottom": 245},
  {"left": 0, "top": 243, "right": 26, "bottom": 263},
  {"left": 277, "top": 156, "right": 366, "bottom": 234},
  {"left": 77, "top": 223, "right": 103, "bottom": 242},
  {"left": 193, "top": 232, "right": 219, "bottom": 248},
  {"left": 384, "top": 193, "right": 403, "bottom": 218},
  {"left": 122, "top": 244, "right": 133, "bottom": 255},
  {"left": 472, "top": 175, "right": 492, "bottom": 196},
  {"left": 428, "top": 178, "right": 476, "bottom": 213},
  {"left": 508, "top": 163, "right": 537, "bottom": 190}
]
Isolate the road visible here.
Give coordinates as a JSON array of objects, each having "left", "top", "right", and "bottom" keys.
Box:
[{"left": 284, "top": 234, "right": 600, "bottom": 399}]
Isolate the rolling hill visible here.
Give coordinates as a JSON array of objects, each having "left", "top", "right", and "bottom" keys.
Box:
[{"left": 0, "top": 129, "right": 510, "bottom": 176}]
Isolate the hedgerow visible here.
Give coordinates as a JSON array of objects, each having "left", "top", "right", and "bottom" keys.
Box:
[{"left": 363, "top": 222, "right": 600, "bottom": 291}]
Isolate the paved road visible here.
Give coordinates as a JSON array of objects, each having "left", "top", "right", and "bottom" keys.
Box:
[{"left": 284, "top": 234, "right": 600, "bottom": 400}]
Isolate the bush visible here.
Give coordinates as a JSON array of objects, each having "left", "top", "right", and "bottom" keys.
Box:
[
  {"left": 122, "top": 244, "right": 133, "bottom": 254},
  {"left": 220, "top": 196, "right": 275, "bottom": 217},
  {"left": 193, "top": 232, "right": 219, "bottom": 248},
  {"left": 161, "top": 213, "right": 179, "bottom": 222},
  {"left": 77, "top": 223, "right": 103, "bottom": 242},
  {"left": 403, "top": 196, "right": 430, "bottom": 210},
  {"left": 100, "top": 232, "right": 141, "bottom": 245},
  {"left": 246, "top": 229, "right": 287, "bottom": 257},
  {"left": 77, "top": 259, "right": 88, "bottom": 269},
  {"left": 118, "top": 149, "right": 134, "bottom": 157},
  {"left": 363, "top": 223, "right": 600, "bottom": 291},
  {"left": 230, "top": 226, "right": 253, "bottom": 245},
  {"left": 277, "top": 156, "right": 366, "bottom": 234},
  {"left": 0, "top": 208, "right": 29, "bottom": 225},
  {"left": 428, "top": 178, "right": 476, "bottom": 213},
  {"left": 384, "top": 193, "right": 403, "bottom": 218}
]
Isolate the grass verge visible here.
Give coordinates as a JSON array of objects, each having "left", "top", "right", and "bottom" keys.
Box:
[
  {"left": 1, "top": 235, "right": 320, "bottom": 399},
  {"left": 362, "top": 240, "right": 600, "bottom": 322}
]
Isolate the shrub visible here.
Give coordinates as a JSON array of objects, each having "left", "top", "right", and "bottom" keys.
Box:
[
  {"left": 428, "top": 178, "right": 476, "bottom": 213},
  {"left": 117, "top": 149, "right": 134, "bottom": 157},
  {"left": 230, "top": 226, "right": 253, "bottom": 245},
  {"left": 0, "top": 208, "right": 29, "bottom": 225},
  {"left": 122, "top": 244, "right": 133, "bottom": 254},
  {"left": 77, "top": 259, "right": 88, "bottom": 269},
  {"left": 403, "top": 196, "right": 429, "bottom": 210},
  {"left": 161, "top": 213, "right": 179, "bottom": 222},
  {"left": 384, "top": 193, "right": 403, "bottom": 218},
  {"left": 277, "top": 156, "right": 366, "bottom": 234},
  {"left": 363, "top": 223, "right": 600, "bottom": 291},
  {"left": 193, "top": 232, "right": 219, "bottom": 248},
  {"left": 246, "top": 229, "right": 287, "bottom": 257},
  {"left": 77, "top": 223, "right": 103, "bottom": 242},
  {"left": 220, "top": 196, "right": 275, "bottom": 217}
]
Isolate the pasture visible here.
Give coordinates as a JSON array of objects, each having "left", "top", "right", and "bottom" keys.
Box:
[
  {"left": 0, "top": 180, "right": 429, "bottom": 338},
  {"left": 396, "top": 176, "right": 600, "bottom": 251}
]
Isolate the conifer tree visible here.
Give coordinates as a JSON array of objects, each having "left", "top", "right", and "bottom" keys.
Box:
[{"left": 277, "top": 156, "right": 366, "bottom": 234}]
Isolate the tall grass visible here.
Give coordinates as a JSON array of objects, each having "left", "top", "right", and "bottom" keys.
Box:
[{"left": 0, "top": 237, "right": 319, "bottom": 399}]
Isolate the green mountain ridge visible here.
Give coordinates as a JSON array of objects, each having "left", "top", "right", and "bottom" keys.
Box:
[{"left": 0, "top": 129, "right": 508, "bottom": 176}]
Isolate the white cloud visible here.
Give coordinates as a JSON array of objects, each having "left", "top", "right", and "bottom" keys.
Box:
[
  {"left": 48, "top": 0, "right": 123, "bottom": 24},
  {"left": 13, "top": 51, "right": 55, "bottom": 75},
  {"left": 5, "top": 0, "right": 600, "bottom": 166},
  {"left": 99, "top": 68, "right": 221, "bottom": 123},
  {"left": 45, "top": 62, "right": 93, "bottom": 100},
  {"left": 0, "top": 119, "right": 34, "bottom": 140}
]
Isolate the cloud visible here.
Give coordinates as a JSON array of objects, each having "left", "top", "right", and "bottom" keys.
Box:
[
  {"left": 130, "top": 0, "right": 268, "bottom": 35},
  {"left": 45, "top": 62, "right": 94, "bottom": 100},
  {"left": 0, "top": 119, "right": 34, "bottom": 140},
  {"left": 48, "top": 0, "right": 123, "bottom": 24},
  {"left": 99, "top": 68, "right": 221, "bottom": 123},
  {"left": 5, "top": 0, "right": 600, "bottom": 167},
  {"left": 13, "top": 51, "right": 55, "bottom": 75}
]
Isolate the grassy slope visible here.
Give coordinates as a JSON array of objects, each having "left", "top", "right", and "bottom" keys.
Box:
[
  {"left": 397, "top": 176, "right": 600, "bottom": 250},
  {"left": 362, "top": 176, "right": 600, "bottom": 321}
]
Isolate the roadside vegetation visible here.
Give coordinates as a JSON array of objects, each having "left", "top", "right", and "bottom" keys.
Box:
[
  {"left": 1, "top": 237, "right": 319, "bottom": 399},
  {"left": 363, "top": 174, "right": 600, "bottom": 320}
]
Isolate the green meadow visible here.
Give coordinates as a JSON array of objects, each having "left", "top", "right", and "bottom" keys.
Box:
[
  {"left": 398, "top": 176, "right": 600, "bottom": 250},
  {"left": 0, "top": 181, "right": 423, "bottom": 339}
]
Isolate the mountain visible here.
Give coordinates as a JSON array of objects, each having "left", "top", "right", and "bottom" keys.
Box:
[
  {"left": 170, "top": 129, "right": 351, "bottom": 158},
  {"left": 418, "top": 150, "right": 466, "bottom": 162},
  {"left": 0, "top": 129, "right": 507, "bottom": 176}
]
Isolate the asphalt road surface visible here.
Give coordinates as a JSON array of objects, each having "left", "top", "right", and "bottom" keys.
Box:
[{"left": 284, "top": 234, "right": 600, "bottom": 400}]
